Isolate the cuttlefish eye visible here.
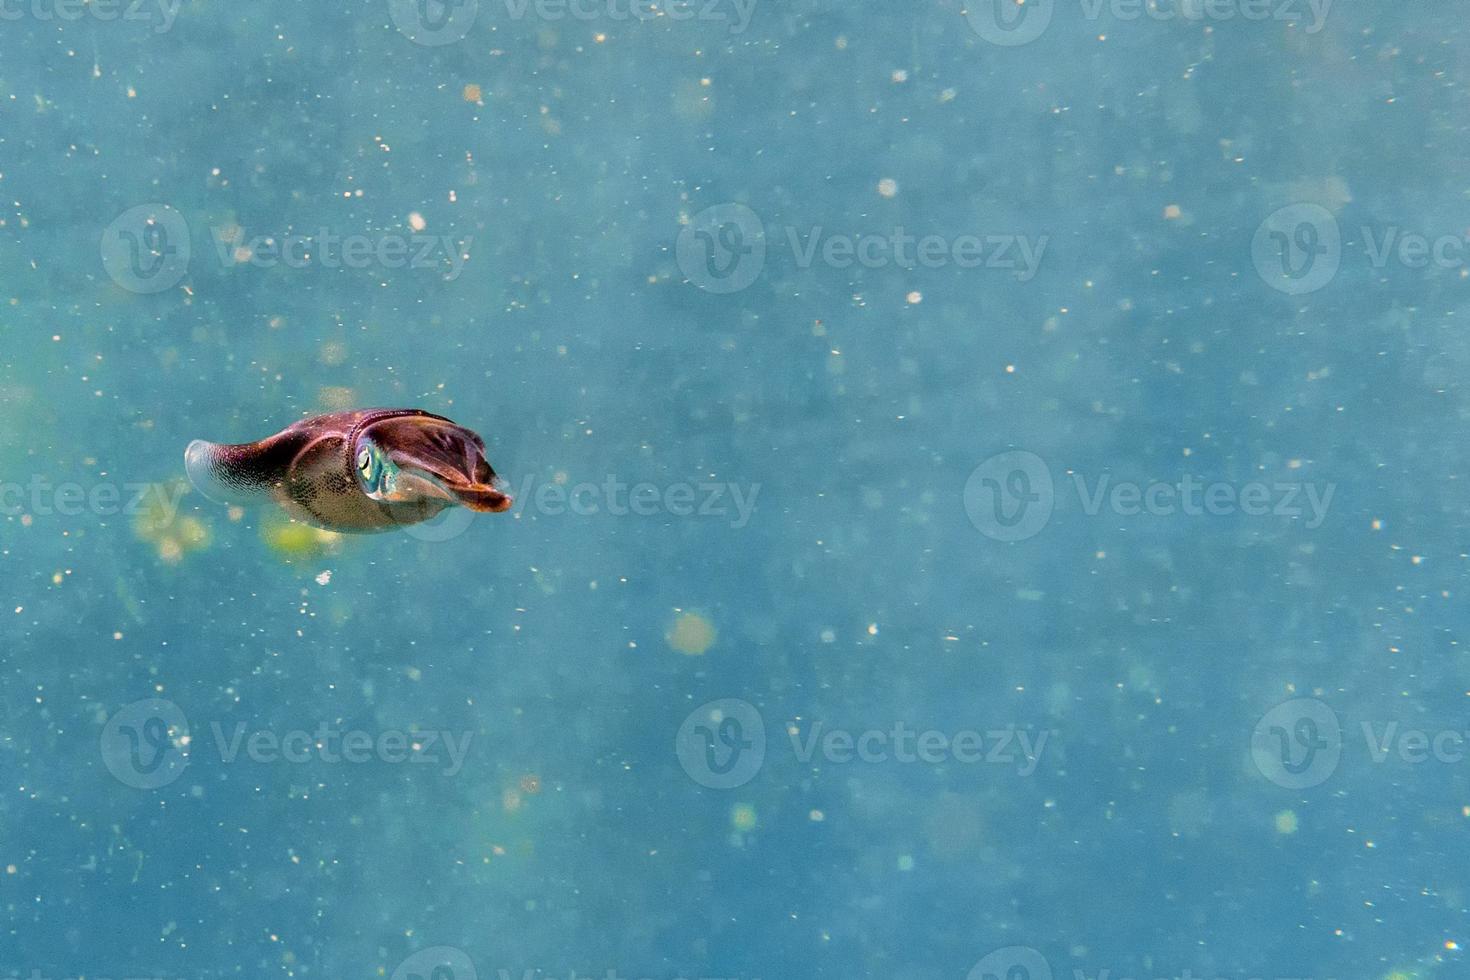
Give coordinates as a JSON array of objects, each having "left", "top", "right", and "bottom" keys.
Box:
[{"left": 356, "top": 443, "right": 386, "bottom": 491}]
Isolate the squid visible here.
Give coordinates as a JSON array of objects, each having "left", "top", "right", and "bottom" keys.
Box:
[{"left": 185, "top": 408, "right": 512, "bottom": 533}]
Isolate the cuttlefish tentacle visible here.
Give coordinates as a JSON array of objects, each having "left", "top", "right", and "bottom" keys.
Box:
[{"left": 185, "top": 408, "right": 512, "bottom": 534}]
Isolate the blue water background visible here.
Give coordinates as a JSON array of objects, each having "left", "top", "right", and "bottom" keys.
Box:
[{"left": 1, "top": 2, "right": 1467, "bottom": 979}]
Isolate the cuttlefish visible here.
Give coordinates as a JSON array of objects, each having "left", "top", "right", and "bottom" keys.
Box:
[{"left": 185, "top": 409, "right": 512, "bottom": 533}]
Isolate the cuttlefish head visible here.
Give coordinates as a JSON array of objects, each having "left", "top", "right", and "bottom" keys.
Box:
[{"left": 352, "top": 414, "right": 512, "bottom": 514}]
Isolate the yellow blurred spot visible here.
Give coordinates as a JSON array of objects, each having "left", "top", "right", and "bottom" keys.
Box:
[
  {"left": 319, "top": 386, "right": 356, "bottom": 410},
  {"left": 132, "top": 480, "right": 210, "bottom": 563},
  {"left": 666, "top": 611, "right": 716, "bottom": 655},
  {"left": 1274, "top": 810, "right": 1299, "bottom": 835},
  {"left": 463, "top": 83, "right": 483, "bottom": 104},
  {"left": 731, "top": 803, "right": 756, "bottom": 832},
  {"left": 176, "top": 517, "right": 208, "bottom": 546},
  {"left": 260, "top": 517, "right": 343, "bottom": 560}
]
